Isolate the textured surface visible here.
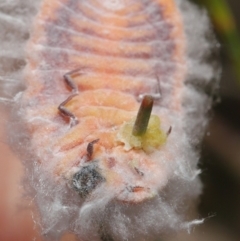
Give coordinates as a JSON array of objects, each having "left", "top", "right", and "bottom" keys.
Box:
[
  {"left": 21, "top": 0, "right": 186, "bottom": 203},
  {"left": 4, "top": 0, "right": 216, "bottom": 240}
]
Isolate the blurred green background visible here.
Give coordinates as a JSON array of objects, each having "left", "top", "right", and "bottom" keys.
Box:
[{"left": 190, "top": 0, "right": 240, "bottom": 240}]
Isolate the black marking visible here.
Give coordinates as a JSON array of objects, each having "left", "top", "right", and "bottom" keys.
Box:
[
  {"left": 72, "top": 163, "right": 104, "bottom": 198},
  {"left": 167, "top": 126, "right": 172, "bottom": 136},
  {"left": 134, "top": 167, "right": 144, "bottom": 176}
]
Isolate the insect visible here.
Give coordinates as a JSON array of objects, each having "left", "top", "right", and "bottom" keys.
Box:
[{"left": 20, "top": 0, "right": 187, "bottom": 204}]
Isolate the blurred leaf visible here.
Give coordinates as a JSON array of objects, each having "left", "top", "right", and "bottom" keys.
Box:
[{"left": 192, "top": 0, "right": 240, "bottom": 86}]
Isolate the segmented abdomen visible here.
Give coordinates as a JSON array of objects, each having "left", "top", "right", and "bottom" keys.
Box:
[{"left": 22, "top": 0, "right": 186, "bottom": 202}]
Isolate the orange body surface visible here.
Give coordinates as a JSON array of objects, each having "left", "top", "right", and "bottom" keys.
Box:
[{"left": 21, "top": 0, "right": 186, "bottom": 203}]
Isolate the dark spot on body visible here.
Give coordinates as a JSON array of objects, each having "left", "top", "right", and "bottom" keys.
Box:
[{"left": 72, "top": 162, "right": 104, "bottom": 198}]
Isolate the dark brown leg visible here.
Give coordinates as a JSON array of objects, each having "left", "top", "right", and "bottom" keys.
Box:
[
  {"left": 58, "top": 94, "right": 79, "bottom": 127},
  {"left": 63, "top": 68, "right": 82, "bottom": 94},
  {"left": 58, "top": 68, "right": 83, "bottom": 127},
  {"left": 166, "top": 126, "right": 172, "bottom": 136},
  {"left": 87, "top": 139, "right": 100, "bottom": 159}
]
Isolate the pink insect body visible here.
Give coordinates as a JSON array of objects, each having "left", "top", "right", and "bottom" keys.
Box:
[{"left": 21, "top": 0, "right": 187, "bottom": 204}]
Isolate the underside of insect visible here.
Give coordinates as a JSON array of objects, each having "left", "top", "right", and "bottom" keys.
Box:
[
  {"left": 58, "top": 67, "right": 166, "bottom": 198},
  {"left": 58, "top": 66, "right": 168, "bottom": 200},
  {"left": 15, "top": 0, "right": 214, "bottom": 239},
  {"left": 21, "top": 0, "right": 188, "bottom": 204}
]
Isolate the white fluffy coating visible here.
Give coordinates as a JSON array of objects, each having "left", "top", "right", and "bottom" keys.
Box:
[
  {"left": 100, "top": 0, "right": 128, "bottom": 10},
  {"left": 0, "top": 0, "right": 39, "bottom": 99},
  {"left": 0, "top": 0, "right": 218, "bottom": 240}
]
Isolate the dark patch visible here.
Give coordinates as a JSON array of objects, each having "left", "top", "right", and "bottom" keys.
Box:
[
  {"left": 99, "top": 223, "right": 114, "bottom": 241},
  {"left": 72, "top": 163, "right": 104, "bottom": 198}
]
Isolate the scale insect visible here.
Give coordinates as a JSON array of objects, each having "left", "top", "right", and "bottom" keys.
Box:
[
  {"left": 20, "top": 0, "right": 187, "bottom": 203},
  {"left": 14, "top": 0, "right": 214, "bottom": 239},
  {"left": 59, "top": 67, "right": 161, "bottom": 198}
]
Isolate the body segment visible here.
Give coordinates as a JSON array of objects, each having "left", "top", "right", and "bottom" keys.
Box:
[{"left": 22, "top": 0, "right": 186, "bottom": 203}]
